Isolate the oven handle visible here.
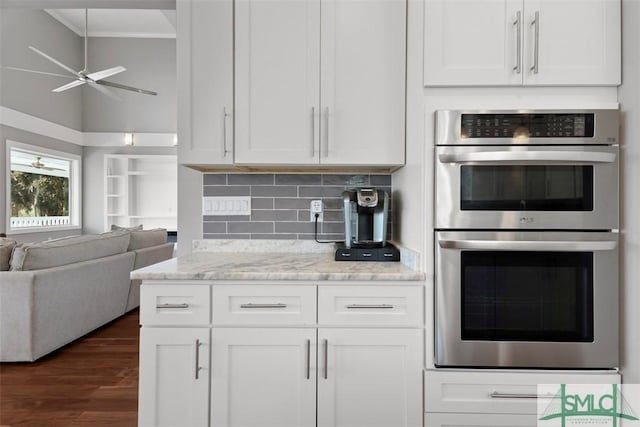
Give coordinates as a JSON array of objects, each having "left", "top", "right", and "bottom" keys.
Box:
[
  {"left": 438, "top": 239, "right": 617, "bottom": 251},
  {"left": 438, "top": 151, "right": 616, "bottom": 164}
]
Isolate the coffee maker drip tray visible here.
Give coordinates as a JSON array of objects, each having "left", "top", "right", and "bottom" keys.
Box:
[{"left": 335, "top": 243, "right": 400, "bottom": 262}]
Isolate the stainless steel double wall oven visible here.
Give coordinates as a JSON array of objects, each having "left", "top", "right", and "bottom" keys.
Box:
[{"left": 434, "top": 109, "right": 619, "bottom": 369}]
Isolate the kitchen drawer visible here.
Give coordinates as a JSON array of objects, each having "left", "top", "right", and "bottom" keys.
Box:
[
  {"left": 212, "top": 285, "right": 316, "bottom": 325},
  {"left": 318, "top": 285, "right": 423, "bottom": 326},
  {"left": 140, "top": 283, "right": 211, "bottom": 326},
  {"left": 425, "top": 370, "right": 620, "bottom": 415},
  {"left": 425, "top": 413, "right": 537, "bottom": 427}
]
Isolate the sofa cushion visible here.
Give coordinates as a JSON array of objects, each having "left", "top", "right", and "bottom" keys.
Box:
[
  {"left": 9, "top": 231, "right": 130, "bottom": 271},
  {"left": 111, "top": 224, "right": 143, "bottom": 231},
  {"left": 128, "top": 229, "right": 168, "bottom": 251},
  {"left": 0, "top": 238, "right": 17, "bottom": 271}
]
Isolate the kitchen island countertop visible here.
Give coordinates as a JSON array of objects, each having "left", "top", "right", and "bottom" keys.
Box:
[{"left": 131, "top": 250, "right": 425, "bottom": 282}]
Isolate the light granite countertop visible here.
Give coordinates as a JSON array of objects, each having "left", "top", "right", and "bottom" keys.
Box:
[{"left": 131, "top": 241, "right": 425, "bottom": 282}]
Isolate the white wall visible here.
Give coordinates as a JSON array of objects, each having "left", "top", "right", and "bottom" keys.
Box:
[
  {"left": 618, "top": 0, "right": 640, "bottom": 384},
  {"left": 0, "top": 125, "right": 83, "bottom": 241},
  {"left": 82, "top": 37, "right": 176, "bottom": 133},
  {"left": 0, "top": 9, "right": 83, "bottom": 130}
]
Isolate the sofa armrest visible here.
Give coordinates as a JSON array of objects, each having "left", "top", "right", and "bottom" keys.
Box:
[
  {"left": 0, "top": 272, "right": 36, "bottom": 361},
  {"left": 126, "top": 243, "right": 174, "bottom": 312}
]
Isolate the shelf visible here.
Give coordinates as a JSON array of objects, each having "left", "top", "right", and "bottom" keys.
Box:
[
  {"left": 106, "top": 194, "right": 121, "bottom": 198},
  {"left": 106, "top": 175, "right": 123, "bottom": 178},
  {"left": 106, "top": 213, "right": 126, "bottom": 217}
]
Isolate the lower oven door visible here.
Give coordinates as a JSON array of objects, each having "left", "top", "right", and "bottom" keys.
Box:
[{"left": 435, "top": 231, "right": 618, "bottom": 369}]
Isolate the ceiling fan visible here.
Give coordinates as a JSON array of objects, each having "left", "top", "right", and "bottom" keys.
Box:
[
  {"left": 13, "top": 157, "right": 66, "bottom": 172},
  {"left": 4, "top": 9, "right": 157, "bottom": 98}
]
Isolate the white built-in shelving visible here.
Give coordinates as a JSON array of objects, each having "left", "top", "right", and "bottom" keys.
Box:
[{"left": 104, "top": 155, "right": 177, "bottom": 232}]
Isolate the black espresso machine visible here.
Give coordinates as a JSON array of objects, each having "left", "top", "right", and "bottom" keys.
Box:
[{"left": 335, "top": 188, "right": 399, "bottom": 262}]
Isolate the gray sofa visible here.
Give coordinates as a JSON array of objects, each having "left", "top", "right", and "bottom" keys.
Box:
[{"left": 0, "top": 230, "right": 173, "bottom": 362}]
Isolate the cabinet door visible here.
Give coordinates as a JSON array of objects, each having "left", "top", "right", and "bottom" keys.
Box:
[
  {"left": 317, "top": 328, "right": 423, "bottom": 427},
  {"left": 234, "top": 0, "right": 320, "bottom": 165},
  {"left": 211, "top": 328, "right": 316, "bottom": 427},
  {"left": 139, "top": 327, "right": 210, "bottom": 427},
  {"left": 321, "top": 0, "right": 406, "bottom": 165},
  {"left": 177, "top": 0, "right": 233, "bottom": 165},
  {"left": 424, "top": 0, "right": 524, "bottom": 86},
  {"left": 523, "top": 0, "right": 621, "bottom": 85}
]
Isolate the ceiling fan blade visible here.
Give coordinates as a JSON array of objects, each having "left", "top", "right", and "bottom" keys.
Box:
[
  {"left": 52, "top": 79, "right": 86, "bottom": 93},
  {"left": 3, "top": 66, "right": 76, "bottom": 79},
  {"left": 87, "top": 81, "right": 121, "bottom": 101},
  {"left": 97, "top": 79, "right": 157, "bottom": 96},
  {"left": 86, "top": 66, "right": 126, "bottom": 82},
  {"left": 29, "top": 46, "right": 81, "bottom": 77}
]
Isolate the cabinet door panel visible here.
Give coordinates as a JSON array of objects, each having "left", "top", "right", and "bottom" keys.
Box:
[
  {"left": 211, "top": 328, "right": 316, "bottom": 427},
  {"left": 523, "top": 0, "right": 621, "bottom": 85},
  {"left": 235, "top": 0, "right": 320, "bottom": 164},
  {"left": 177, "top": 0, "right": 233, "bottom": 165},
  {"left": 424, "top": 0, "right": 523, "bottom": 86},
  {"left": 317, "top": 328, "right": 422, "bottom": 427},
  {"left": 139, "top": 328, "right": 210, "bottom": 427},
  {"left": 321, "top": 0, "right": 405, "bottom": 165}
]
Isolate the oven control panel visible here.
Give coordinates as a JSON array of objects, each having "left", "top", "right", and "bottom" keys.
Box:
[{"left": 461, "top": 113, "right": 595, "bottom": 139}]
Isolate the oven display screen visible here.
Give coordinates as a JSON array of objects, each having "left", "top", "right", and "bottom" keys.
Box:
[
  {"left": 461, "top": 251, "right": 594, "bottom": 342},
  {"left": 460, "top": 113, "right": 595, "bottom": 138}
]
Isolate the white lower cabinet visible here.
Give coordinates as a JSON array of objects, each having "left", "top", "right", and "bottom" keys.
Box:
[
  {"left": 211, "top": 328, "right": 317, "bottom": 427},
  {"left": 139, "top": 281, "right": 424, "bottom": 427},
  {"left": 139, "top": 327, "right": 210, "bottom": 427},
  {"left": 318, "top": 328, "right": 423, "bottom": 427}
]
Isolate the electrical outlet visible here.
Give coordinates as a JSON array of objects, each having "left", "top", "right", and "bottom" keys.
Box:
[{"left": 310, "top": 199, "right": 323, "bottom": 222}]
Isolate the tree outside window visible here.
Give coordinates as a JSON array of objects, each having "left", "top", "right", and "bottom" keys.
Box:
[{"left": 7, "top": 142, "right": 81, "bottom": 231}]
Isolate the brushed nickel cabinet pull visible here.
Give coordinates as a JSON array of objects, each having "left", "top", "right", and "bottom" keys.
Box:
[
  {"left": 323, "top": 339, "right": 328, "bottom": 380},
  {"left": 530, "top": 11, "right": 540, "bottom": 74},
  {"left": 223, "top": 106, "right": 232, "bottom": 157},
  {"left": 156, "top": 303, "right": 189, "bottom": 309},
  {"left": 490, "top": 392, "right": 551, "bottom": 399},
  {"left": 305, "top": 339, "right": 311, "bottom": 380},
  {"left": 513, "top": 11, "right": 522, "bottom": 73},
  {"left": 195, "top": 339, "right": 201, "bottom": 380},
  {"left": 239, "top": 303, "right": 287, "bottom": 309},
  {"left": 346, "top": 304, "right": 394, "bottom": 309}
]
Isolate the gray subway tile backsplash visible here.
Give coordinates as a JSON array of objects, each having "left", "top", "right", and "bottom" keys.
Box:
[{"left": 202, "top": 173, "right": 392, "bottom": 241}]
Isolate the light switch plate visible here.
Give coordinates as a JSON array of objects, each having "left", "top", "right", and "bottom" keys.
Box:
[{"left": 203, "top": 197, "right": 251, "bottom": 216}]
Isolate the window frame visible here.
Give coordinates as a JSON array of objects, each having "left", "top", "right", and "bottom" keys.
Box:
[{"left": 6, "top": 140, "right": 82, "bottom": 234}]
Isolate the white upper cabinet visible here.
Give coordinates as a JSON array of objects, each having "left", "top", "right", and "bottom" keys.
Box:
[
  {"left": 234, "top": 0, "right": 321, "bottom": 165},
  {"left": 424, "top": 0, "right": 523, "bottom": 86},
  {"left": 321, "top": 0, "right": 406, "bottom": 165},
  {"left": 177, "top": 0, "right": 234, "bottom": 165},
  {"left": 424, "top": 0, "right": 621, "bottom": 86},
  {"left": 523, "top": 0, "right": 621, "bottom": 85},
  {"left": 235, "top": 0, "right": 406, "bottom": 166}
]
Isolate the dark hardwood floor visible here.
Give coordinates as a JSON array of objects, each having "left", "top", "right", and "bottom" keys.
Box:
[{"left": 0, "top": 310, "right": 140, "bottom": 427}]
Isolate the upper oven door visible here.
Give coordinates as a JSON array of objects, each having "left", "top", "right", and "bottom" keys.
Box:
[
  {"left": 435, "top": 110, "right": 619, "bottom": 146},
  {"left": 435, "top": 145, "right": 619, "bottom": 230}
]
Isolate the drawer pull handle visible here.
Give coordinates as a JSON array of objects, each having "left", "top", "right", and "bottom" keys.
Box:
[
  {"left": 346, "top": 304, "right": 394, "bottom": 309},
  {"left": 490, "top": 392, "right": 551, "bottom": 399},
  {"left": 156, "top": 303, "right": 190, "bottom": 309},
  {"left": 239, "top": 303, "right": 287, "bottom": 309},
  {"left": 323, "top": 339, "right": 329, "bottom": 380},
  {"left": 305, "top": 339, "right": 311, "bottom": 380}
]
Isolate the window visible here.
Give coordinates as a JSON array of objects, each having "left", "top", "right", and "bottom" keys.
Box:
[{"left": 7, "top": 141, "right": 81, "bottom": 232}]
